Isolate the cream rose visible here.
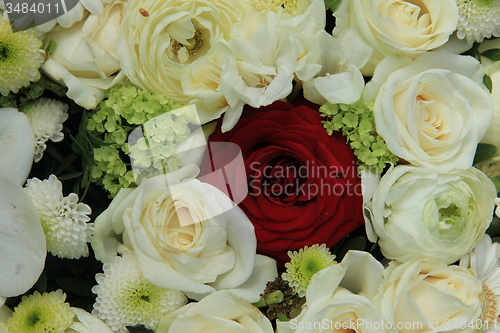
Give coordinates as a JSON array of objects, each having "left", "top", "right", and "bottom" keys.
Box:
[
  {"left": 365, "top": 165, "right": 496, "bottom": 264},
  {"left": 378, "top": 259, "right": 484, "bottom": 333},
  {"left": 333, "top": 0, "right": 459, "bottom": 75},
  {"left": 277, "top": 251, "right": 385, "bottom": 333},
  {"left": 364, "top": 51, "right": 493, "bottom": 172},
  {"left": 117, "top": 0, "right": 251, "bottom": 104},
  {"left": 91, "top": 165, "right": 277, "bottom": 302},
  {"left": 41, "top": 0, "right": 127, "bottom": 109},
  {"left": 156, "top": 290, "right": 273, "bottom": 333}
]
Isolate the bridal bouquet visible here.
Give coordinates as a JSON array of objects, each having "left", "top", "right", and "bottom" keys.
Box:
[{"left": 2, "top": 0, "right": 500, "bottom": 332}]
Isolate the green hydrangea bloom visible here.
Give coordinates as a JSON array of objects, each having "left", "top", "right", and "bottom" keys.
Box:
[
  {"left": 87, "top": 84, "right": 185, "bottom": 197},
  {"left": 320, "top": 98, "right": 398, "bottom": 174}
]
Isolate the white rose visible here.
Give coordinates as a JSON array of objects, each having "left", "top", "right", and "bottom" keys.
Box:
[
  {"left": 333, "top": 0, "right": 458, "bottom": 75},
  {"left": 378, "top": 259, "right": 484, "bottom": 333},
  {"left": 277, "top": 251, "right": 386, "bottom": 333},
  {"left": 41, "top": 0, "right": 127, "bottom": 109},
  {"left": 365, "top": 165, "right": 496, "bottom": 264},
  {"left": 117, "top": 0, "right": 251, "bottom": 104},
  {"left": 156, "top": 290, "right": 273, "bottom": 333},
  {"left": 91, "top": 165, "right": 277, "bottom": 302},
  {"left": 364, "top": 51, "right": 493, "bottom": 172}
]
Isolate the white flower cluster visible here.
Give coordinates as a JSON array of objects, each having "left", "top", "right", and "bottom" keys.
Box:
[{"left": 25, "top": 174, "right": 93, "bottom": 259}]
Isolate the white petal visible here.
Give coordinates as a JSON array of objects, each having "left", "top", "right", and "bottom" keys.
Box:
[
  {"left": 0, "top": 108, "right": 34, "bottom": 185},
  {"left": 312, "top": 64, "right": 365, "bottom": 104},
  {"left": 68, "top": 308, "right": 114, "bottom": 333},
  {"left": 0, "top": 176, "right": 46, "bottom": 297}
]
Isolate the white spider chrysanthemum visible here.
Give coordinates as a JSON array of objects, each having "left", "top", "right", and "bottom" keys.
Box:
[
  {"left": 92, "top": 251, "right": 187, "bottom": 333},
  {"left": 456, "top": 0, "right": 500, "bottom": 43},
  {"left": 460, "top": 234, "right": 500, "bottom": 330},
  {"left": 0, "top": 16, "right": 43, "bottom": 96},
  {"left": 23, "top": 98, "right": 69, "bottom": 162},
  {"left": 282, "top": 244, "right": 336, "bottom": 297},
  {"left": 25, "top": 174, "right": 93, "bottom": 259}
]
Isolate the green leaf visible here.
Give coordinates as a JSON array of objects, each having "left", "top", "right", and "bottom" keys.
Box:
[
  {"left": 481, "top": 48, "right": 500, "bottom": 61},
  {"left": 45, "top": 39, "right": 57, "bottom": 56},
  {"left": 87, "top": 132, "right": 115, "bottom": 148},
  {"left": 57, "top": 172, "right": 84, "bottom": 181},
  {"left": 325, "top": 0, "right": 342, "bottom": 11},
  {"left": 473, "top": 143, "right": 497, "bottom": 165},
  {"left": 35, "top": 272, "right": 47, "bottom": 293},
  {"left": 126, "top": 326, "right": 155, "bottom": 333},
  {"left": 492, "top": 237, "right": 500, "bottom": 244},
  {"left": 55, "top": 277, "right": 94, "bottom": 298},
  {"left": 484, "top": 74, "right": 493, "bottom": 93},
  {"left": 54, "top": 152, "right": 79, "bottom": 175},
  {"left": 489, "top": 175, "right": 500, "bottom": 194},
  {"left": 336, "top": 236, "right": 366, "bottom": 259},
  {"left": 487, "top": 224, "right": 500, "bottom": 238}
]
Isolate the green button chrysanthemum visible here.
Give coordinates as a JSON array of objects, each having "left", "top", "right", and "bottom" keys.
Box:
[
  {"left": 2, "top": 290, "right": 74, "bottom": 333},
  {"left": 0, "top": 17, "right": 43, "bottom": 96},
  {"left": 456, "top": 0, "right": 500, "bottom": 43},
  {"left": 282, "top": 244, "right": 336, "bottom": 297}
]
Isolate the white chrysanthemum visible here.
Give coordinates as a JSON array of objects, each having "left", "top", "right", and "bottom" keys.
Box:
[
  {"left": 282, "top": 244, "right": 336, "bottom": 297},
  {"left": 25, "top": 174, "right": 93, "bottom": 259},
  {"left": 0, "top": 16, "right": 43, "bottom": 96},
  {"left": 456, "top": 0, "right": 500, "bottom": 43},
  {"left": 23, "top": 98, "right": 69, "bottom": 163},
  {"left": 460, "top": 234, "right": 500, "bottom": 330},
  {"left": 92, "top": 251, "right": 187, "bottom": 333}
]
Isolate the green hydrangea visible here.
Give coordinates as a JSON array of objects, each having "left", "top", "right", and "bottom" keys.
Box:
[
  {"left": 87, "top": 84, "right": 186, "bottom": 197},
  {"left": 320, "top": 98, "right": 398, "bottom": 174}
]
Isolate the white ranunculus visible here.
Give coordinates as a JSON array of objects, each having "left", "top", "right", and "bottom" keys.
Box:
[
  {"left": 0, "top": 108, "right": 46, "bottom": 298},
  {"left": 91, "top": 165, "right": 277, "bottom": 302},
  {"left": 118, "top": 0, "right": 251, "bottom": 104},
  {"left": 41, "top": 0, "right": 127, "bottom": 109},
  {"left": 364, "top": 51, "right": 493, "bottom": 172},
  {"left": 378, "top": 259, "right": 484, "bottom": 333},
  {"left": 277, "top": 251, "right": 385, "bottom": 333},
  {"left": 365, "top": 165, "right": 496, "bottom": 264},
  {"left": 156, "top": 290, "right": 273, "bottom": 333},
  {"left": 333, "top": 0, "right": 459, "bottom": 75}
]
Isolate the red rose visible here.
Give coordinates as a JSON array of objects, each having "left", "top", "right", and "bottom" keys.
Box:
[{"left": 199, "top": 100, "right": 364, "bottom": 264}]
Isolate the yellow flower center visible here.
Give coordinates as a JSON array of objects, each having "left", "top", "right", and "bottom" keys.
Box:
[
  {"left": 171, "top": 28, "right": 204, "bottom": 57},
  {"left": 252, "top": 0, "right": 298, "bottom": 15},
  {"left": 481, "top": 283, "right": 500, "bottom": 325}
]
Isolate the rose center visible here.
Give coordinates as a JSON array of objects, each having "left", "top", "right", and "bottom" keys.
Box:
[{"left": 383, "top": 0, "right": 430, "bottom": 30}]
